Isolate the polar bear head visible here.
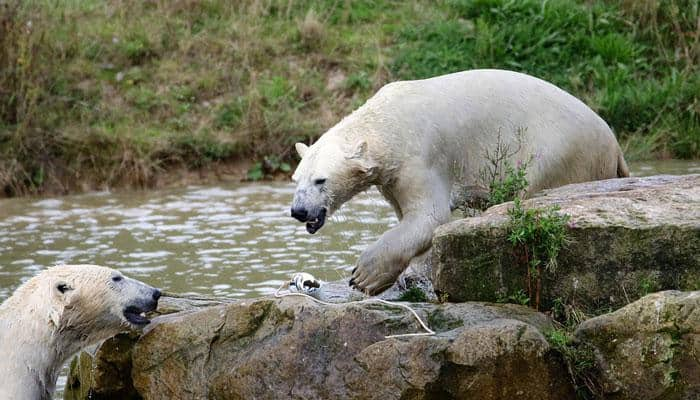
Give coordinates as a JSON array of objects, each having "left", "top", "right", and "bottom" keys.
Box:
[
  {"left": 291, "top": 138, "right": 378, "bottom": 233},
  {"left": 0, "top": 265, "right": 162, "bottom": 399},
  {"left": 39, "top": 264, "right": 161, "bottom": 336}
]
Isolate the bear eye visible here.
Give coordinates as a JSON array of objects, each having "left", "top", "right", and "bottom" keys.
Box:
[
  {"left": 56, "top": 283, "right": 72, "bottom": 293},
  {"left": 314, "top": 178, "right": 326, "bottom": 185},
  {"left": 112, "top": 276, "right": 123, "bottom": 283}
]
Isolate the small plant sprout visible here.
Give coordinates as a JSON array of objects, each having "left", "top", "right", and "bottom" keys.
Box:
[
  {"left": 477, "top": 127, "right": 531, "bottom": 208},
  {"left": 478, "top": 127, "right": 571, "bottom": 310},
  {"left": 507, "top": 197, "right": 570, "bottom": 310}
]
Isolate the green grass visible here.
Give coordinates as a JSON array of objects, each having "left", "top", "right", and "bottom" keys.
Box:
[
  {"left": 397, "top": 286, "right": 429, "bottom": 302},
  {"left": 392, "top": 0, "right": 699, "bottom": 161},
  {"left": 1, "top": 0, "right": 698, "bottom": 195}
]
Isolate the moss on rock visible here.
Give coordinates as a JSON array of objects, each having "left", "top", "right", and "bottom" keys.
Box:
[
  {"left": 432, "top": 175, "right": 700, "bottom": 314},
  {"left": 575, "top": 290, "right": 700, "bottom": 399}
]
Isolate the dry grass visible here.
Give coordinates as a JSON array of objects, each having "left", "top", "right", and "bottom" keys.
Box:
[{"left": 0, "top": 0, "right": 406, "bottom": 195}]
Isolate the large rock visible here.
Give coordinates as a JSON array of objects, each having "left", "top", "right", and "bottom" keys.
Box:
[
  {"left": 432, "top": 174, "right": 700, "bottom": 311},
  {"left": 67, "top": 294, "right": 575, "bottom": 399},
  {"left": 576, "top": 290, "right": 700, "bottom": 399},
  {"left": 65, "top": 332, "right": 140, "bottom": 400},
  {"left": 64, "top": 294, "right": 234, "bottom": 400}
]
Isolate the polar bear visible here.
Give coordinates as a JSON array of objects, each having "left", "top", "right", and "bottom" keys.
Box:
[
  {"left": 291, "top": 69, "right": 629, "bottom": 295},
  {"left": 0, "top": 264, "right": 161, "bottom": 400}
]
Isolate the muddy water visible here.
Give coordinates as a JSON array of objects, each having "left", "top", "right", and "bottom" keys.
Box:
[
  {"left": 0, "top": 185, "right": 397, "bottom": 301},
  {"left": 0, "top": 160, "right": 696, "bottom": 398}
]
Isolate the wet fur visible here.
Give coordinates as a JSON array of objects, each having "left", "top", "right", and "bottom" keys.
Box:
[
  {"left": 0, "top": 265, "right": 157, "bottom": 399},
  {"left": 292, "top": 69, "right": 629, "bottom": 294}
]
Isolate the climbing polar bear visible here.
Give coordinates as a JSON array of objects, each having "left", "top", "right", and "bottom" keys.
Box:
[
  {"left": 291, "top": 69, "right": 629, "bottom": 295},
  {"left": 0, "top": 264, "right": 161, "bottom": 400}
]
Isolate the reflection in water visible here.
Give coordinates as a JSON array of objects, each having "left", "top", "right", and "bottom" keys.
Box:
[{"left": 0, "top": 184, "right": 395, "bottom": 301}]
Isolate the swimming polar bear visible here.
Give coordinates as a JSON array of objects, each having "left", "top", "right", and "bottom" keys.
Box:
[
  {"left": 0, "top": 264, "right": 161, "bottom": 399},
  {"left": 290, "top": 69, "right": 629, "bottom": 295}
]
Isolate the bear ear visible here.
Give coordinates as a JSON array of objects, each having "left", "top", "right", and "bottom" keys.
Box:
[
  {"left": 49, "top": 280, "right": 74, "bottom": 327},
  {"left": 295, "top": 142, "right": 309, "bottom": 158},
  {"left": 348, "top": 140, "right": 378, "bottom": 179},
  {"left": 347, "top": 140, "right": 368, "bottom": 160}
]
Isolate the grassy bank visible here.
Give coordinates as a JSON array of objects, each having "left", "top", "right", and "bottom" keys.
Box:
[{"left": 1, "top": 0, "right": 698, "bottom": 196}]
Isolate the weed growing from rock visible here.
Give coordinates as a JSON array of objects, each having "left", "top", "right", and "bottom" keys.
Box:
[
  {"left": 488, "top": 160, "right": 530, "bottom": 207},
  {"left": 551, "top": 297, "right": 588, "bottom": 328},
  {"left": 545, "top": 329, "right": 600, "bottom": 399},
  {"left": 477, "top": 127, "right": 530, "bottom": 208},
  {"left": 508, "top": 197, "right": 570, "bottom": 310},
  {"left": 477, "top": 128, "right": 571, "bottom": 310},
  {"left": 496, "top": 289, "right": 530, "bottom": 306},
  {"left": 397, "top": 286, "right": 428, "bottom": 302}
]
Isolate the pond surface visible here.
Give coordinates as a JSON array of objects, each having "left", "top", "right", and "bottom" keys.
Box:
[
  {"left": 2, "top": 161, "right": 696, "bottom": 303},
  {"left": 0, "top": 185, "right": 397, "bottom": 302},
  {"left": 0, "top": 160, "right": 697, "bottom": 398}
]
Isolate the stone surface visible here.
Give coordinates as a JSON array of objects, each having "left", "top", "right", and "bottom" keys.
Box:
[
  {"left": 65, "top": 293, "right": 234, "bottom": 400},
  {"left": 68, "top": 294, "right": 575, "bottom": 399},
  {"left": 432, "top": 174, "right": 700, "bottom": 311},
  {"left": 65, "top": 332, "right": 140, "bottom": 400},
  {"left": 576, "top": 290, "right": 700, "bottom": 400}
]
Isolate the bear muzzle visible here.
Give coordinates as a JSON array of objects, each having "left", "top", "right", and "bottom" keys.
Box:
[
  {"left": 290, "top": 206, "right": 326, "bottom": 234},
  {"left": 122, "top": 288, "right": 161, "bottom": 326}
]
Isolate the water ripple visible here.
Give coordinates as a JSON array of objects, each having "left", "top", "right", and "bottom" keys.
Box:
[{"left": 0, "top": 183, "right": 393, "bottom": 301}]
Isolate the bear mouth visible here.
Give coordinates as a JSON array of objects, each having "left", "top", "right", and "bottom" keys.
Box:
[
  {"left": 123, "top": 305, "right": 152, "bottom": 326},
  {"left": 306, "top": 208, "right": 326, "bottom": 234}
]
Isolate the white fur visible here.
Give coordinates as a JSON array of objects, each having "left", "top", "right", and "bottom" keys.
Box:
[
  {"left": 292, "top": 69, "right": 629, "bottom": 294},
  {"left": 0, "top": 265, "right": 158, "bottom": 399}
]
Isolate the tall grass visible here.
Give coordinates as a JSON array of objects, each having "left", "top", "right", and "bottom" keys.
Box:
[
  {"left": 392, "top": 0, "right": 699, "bottom": 160},
  {"left": 1, "top": 0, "right": 698, "bottom": 195}
]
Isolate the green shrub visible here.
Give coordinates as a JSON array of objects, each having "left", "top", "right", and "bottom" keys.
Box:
[{"left": 215, "top": 98, "right": 247, "bottom": 129}]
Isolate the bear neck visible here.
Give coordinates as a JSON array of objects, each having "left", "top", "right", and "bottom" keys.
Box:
[
  {"left": 1, "top": 295, "right": 101, "bottom": 398},
  {"left": 1, "top": 313, "right": 59, "bottom": 397}
]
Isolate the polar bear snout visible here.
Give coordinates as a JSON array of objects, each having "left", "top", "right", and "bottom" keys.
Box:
[
  {"left": 291, "top": 205, "right": 327, "bottom": 234},
  {"left": 291, "top": 206, "right": 309, "bottom": 221},
  {"left": 122, "top": 286, "right": 160, "bottom": 326}
]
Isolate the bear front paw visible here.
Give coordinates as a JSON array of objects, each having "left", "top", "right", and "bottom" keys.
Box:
[{"left": 349, "top": 253, "right": 403, "bottom": 295}]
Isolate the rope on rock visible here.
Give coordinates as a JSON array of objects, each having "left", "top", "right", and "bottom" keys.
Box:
[{"left": 273, "top": 273, "right": 435, "bottom": 339}]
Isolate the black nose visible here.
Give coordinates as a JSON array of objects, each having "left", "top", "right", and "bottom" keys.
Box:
[
  {"left": 291, "top": 207, "right": 308, "bottom": 222},
  {"left": 152, "top": 288, "right": 161, "bottom": 301}
]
